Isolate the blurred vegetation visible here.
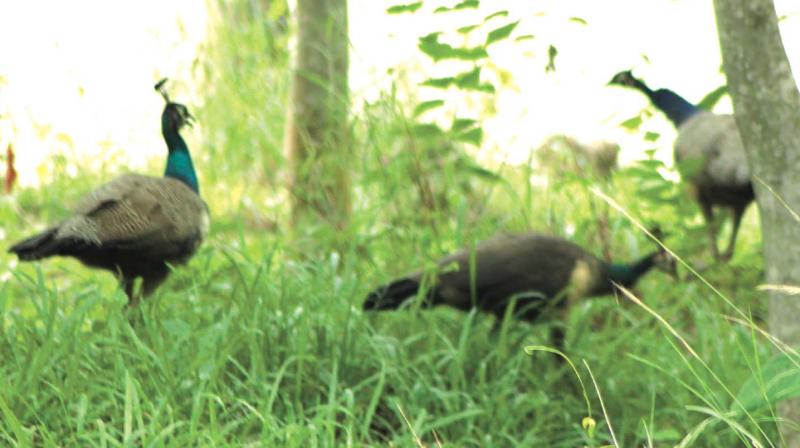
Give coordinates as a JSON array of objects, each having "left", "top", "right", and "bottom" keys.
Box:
[{"left": 0, "top": 0, "right": 790, "bottom": 447}]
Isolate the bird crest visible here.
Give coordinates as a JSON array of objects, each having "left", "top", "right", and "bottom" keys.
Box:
[{"left": 154, "top": 78, "right": 194, "bottom": 130}]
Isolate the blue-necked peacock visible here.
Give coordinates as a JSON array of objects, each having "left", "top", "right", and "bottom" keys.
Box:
[
  {"left": 9, "top": 79, "right": 209, "bottom": 306},
  {"left": 609, "top": 70, "right": 753, "bottom": 261}
]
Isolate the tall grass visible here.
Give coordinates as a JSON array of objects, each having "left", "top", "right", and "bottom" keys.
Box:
[{"left": 0, "top": 2, "right": 792, "bottom": 447}]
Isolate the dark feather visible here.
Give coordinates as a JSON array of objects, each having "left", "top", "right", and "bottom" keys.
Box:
[
  {"left": 363, "top": 233, "right": 668, "bottom": 347},
  {"left": 8, "top": 227, "right": 59, "bottom": 260}
]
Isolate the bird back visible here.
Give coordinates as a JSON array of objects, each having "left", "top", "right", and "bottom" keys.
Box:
[
  {"left": 674, "top": 112, "right": 750, "bottom": 188},
  {"left": 410, "top": 234, "right": 607, "bottom": 311},
  {"left": 59, "top": 173, "right": 208, "bottom": 259}
]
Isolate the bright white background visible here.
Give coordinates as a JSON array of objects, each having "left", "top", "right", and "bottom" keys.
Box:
[{"left": 1, "top": 0, "right": 799, "bottom": 184}]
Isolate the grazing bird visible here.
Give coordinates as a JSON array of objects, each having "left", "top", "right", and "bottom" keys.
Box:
[
  {"left": 609, "top": 70, "right": 753, "bottom": 261},
  {"left": 363, "top": 233, "right": 673, "bottom": 348},
  {"left": 8, "top": 79, "right": 209, "bottom": 306}
]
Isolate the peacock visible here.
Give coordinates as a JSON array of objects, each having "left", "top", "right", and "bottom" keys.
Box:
[
  {"left": 609, "top": 70, "right": 753, "bottom": 261},
  {"left": 363, "top": 232, "right": 673, "bottom": 348},
  {"left": 8, "top": 79, "right": 209, "bottom": 306}
]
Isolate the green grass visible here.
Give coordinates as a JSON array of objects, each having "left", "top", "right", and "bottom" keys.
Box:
[
  {"left": 0, "top": 107, "right": 784, "bottom": 446},
  {"left": 0, "top": 5, "right": 794, "bottom": 447}
]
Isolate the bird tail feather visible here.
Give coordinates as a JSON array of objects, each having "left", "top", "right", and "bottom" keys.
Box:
[
  {"left": 8, "top": 228, "right": 62, "bottom": 261},
  {"left": 363, "top": 278, "right": 420, "bottom": 311}
]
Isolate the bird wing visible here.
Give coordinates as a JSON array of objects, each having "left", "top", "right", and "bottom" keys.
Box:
[
  {"left": 674, "top": 113, "right": 750, "bottom": 187},
  {"left": 60, "top": 173, "right": 208, "bottom": 254},
  {"left": 428, "top": 234, "right": 588, "bottom": 308}
]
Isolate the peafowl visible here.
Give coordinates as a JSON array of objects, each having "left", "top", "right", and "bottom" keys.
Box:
[
  {"left": 609, "top": 70, "right": 753, "bottom": 261},
  {"left": 9, "top": 79, "right": 209, "bottom": 306},
  {"left": 363, "top": 233, "right": 673, "bottom": 348}
]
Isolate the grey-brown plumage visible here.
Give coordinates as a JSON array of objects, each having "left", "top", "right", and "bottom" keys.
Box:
[
  {"left": 609, "top": 70, "right": 754, "bottom": 261},
  {"left": 674, "top": 112, "right": 754, "bottom": 260},
  {"left": 9, "top": 80, "right": 209, "bottom": 305},
  {"left": 364, "top": 233, "right": 671, "bottom": 347}
]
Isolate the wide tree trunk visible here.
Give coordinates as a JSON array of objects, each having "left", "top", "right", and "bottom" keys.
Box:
[
  {"left": 714, "top": 0, "right": 800, "bottom": 443},
  {"left": 285, "top": 0, "right": 350, "bottom": 234}
]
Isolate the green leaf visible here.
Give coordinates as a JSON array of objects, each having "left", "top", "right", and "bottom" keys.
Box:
[
  {"left": 0, "top": 392, "right": 31, "bottom": 446},
  {"left": 697, "top": 85, "right": 728, "bottom": 110},
  {"left": 734, "top": 355, "right": 800, "bottom": 413},
  {"left": 412, "top": 123, "right": 445, "bottom": 139},
  {"left": 486, "top": 21, "right": 519, "bottom": 45},
  {"left": 644, "top": 131, "right": 660, "bottom": 142},
  {"left": 638, "top": 179, "right": 673, "bottom": 196},
  {"left": 455, "top": 47, "right": 489, "bottom": 61},
  {"left": 413, "top": 100, "right": 445, "bottom": 117},
  {"left": 619, "top": 115, "right": 643, "bottom": 130},
  {"left": 460, "top": 160, "right": 501, "bottom": 181},
  {"left": 458, "top": 24, "right": 480, "bottom": 34},
  {"left": 418, "top": 35, "right": 455, "bottom": 61},
  {"left": 650, "top": 428, "right": 681, "bottom": 442},
  {"left": 421, "top": 77, "right": 455, "bottom": 88},
  {"left": 476, "top": 83, "right": 496, "bottom": 93},
  {"left": 569, "top": 17, "right": 588, "bottom": 25},
  {"left": 452, "top": 118, "right": 478, "bottom": 132},
  {"left": 637, "top": 159, "right": 666, "bottom": 170},
  {"left": 515, "top": 35, "right": 535, "bottom": 42},
  {"left": 456, "top": 127, "right": 483, "bottom": 146},
  {"left": 484, "top": 11, "right": 509, "bottom": 21},
  {"left": 435, "top": 0, "right": 479, "bottom": 13},
  {"left": 386, "top": 2, "right": 422, "bottom": 14},
  {"left": 418, "top": 33, "right": 488, "bottom": 61},
  {"left": 453, "top": 0, "right": 479, "bottom": 10},
  {"left": 455, "top": 67, "right": 481, "bottom": 89}
]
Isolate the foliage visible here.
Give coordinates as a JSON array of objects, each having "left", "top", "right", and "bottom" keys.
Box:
[
  {"left": 0, "top": 0, "right": 790, "bottom": 446},
  {"left": 196, "top": 0, "right": 290, "bottom": 190}
]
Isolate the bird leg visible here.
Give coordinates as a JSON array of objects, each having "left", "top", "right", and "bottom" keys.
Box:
[
  {"left": 699, "top": 202, "right": 722, "bottom": 261},
  {"left": 549, "top": 325, "right": 566, "bottom": 355},
  {"left": 121, "top": 277, "right": 138, "bottom": 307},
  {"left": 547, "top": 294, "right": 573, "bottom": 355},
  {"left": 122, "top": 267, "right": 169, "bottom": 308},
  {"left": 141, "top": 267, "right": 169, "bottom": 298},
  {"left": 721, "top": 205, "right": 747, "bottom": 262}
]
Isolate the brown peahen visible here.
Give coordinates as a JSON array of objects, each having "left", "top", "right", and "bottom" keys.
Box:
[
  {"left": 363, "top": 233, "right": 673, "bottom": 348},
  {"left": 8, "top": 79, "right": 209, "bottom": 306},
  {"left": 609, "top": 70, "right": 754, "bottom": 261}
]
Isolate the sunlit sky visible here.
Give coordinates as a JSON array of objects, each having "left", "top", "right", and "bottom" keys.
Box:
[{"left": 1, "top": 0, "right": 800, "bottom": 185}]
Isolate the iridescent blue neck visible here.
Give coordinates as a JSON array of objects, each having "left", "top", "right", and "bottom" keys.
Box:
[
  {"left": 647, "top": 89, "right": 701, "bottom": 127},
  {"left": 624, "top": 77, "right": 700, "bottom": 127},
  {"left": 606, "top": 252, "right": 658, "bottom": 289},
  {"left": 163, "top": 130, "right": 199, "bottom": 193}
]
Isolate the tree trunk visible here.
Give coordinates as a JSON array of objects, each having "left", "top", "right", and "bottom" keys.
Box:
[
  {"left": 285, "top": 0, "right": 350, "bottom": 236},
  {"left": 714, "top": 0, "right": 800, "bottom": 444}
]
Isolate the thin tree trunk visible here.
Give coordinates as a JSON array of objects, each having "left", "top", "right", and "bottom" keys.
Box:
[
  {"left": 714, "top": 0, "right": 800, "bottom": 443},
  {"left": 285, "top": 0, "right": 350, "bottom": 233}
]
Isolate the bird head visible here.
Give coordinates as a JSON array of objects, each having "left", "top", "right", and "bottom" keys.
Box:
[
  {"left": 649, "top": 226, "right": 678, "bottom": 279},
  {"left": 608, "top": 70, "right": 638, "bottom": 87},
  {"left": 164, "top": 103, "right": 194, "bottom": 132},
  {"left": 155, "top": 78, "right": 195, "bottom": 132}
]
